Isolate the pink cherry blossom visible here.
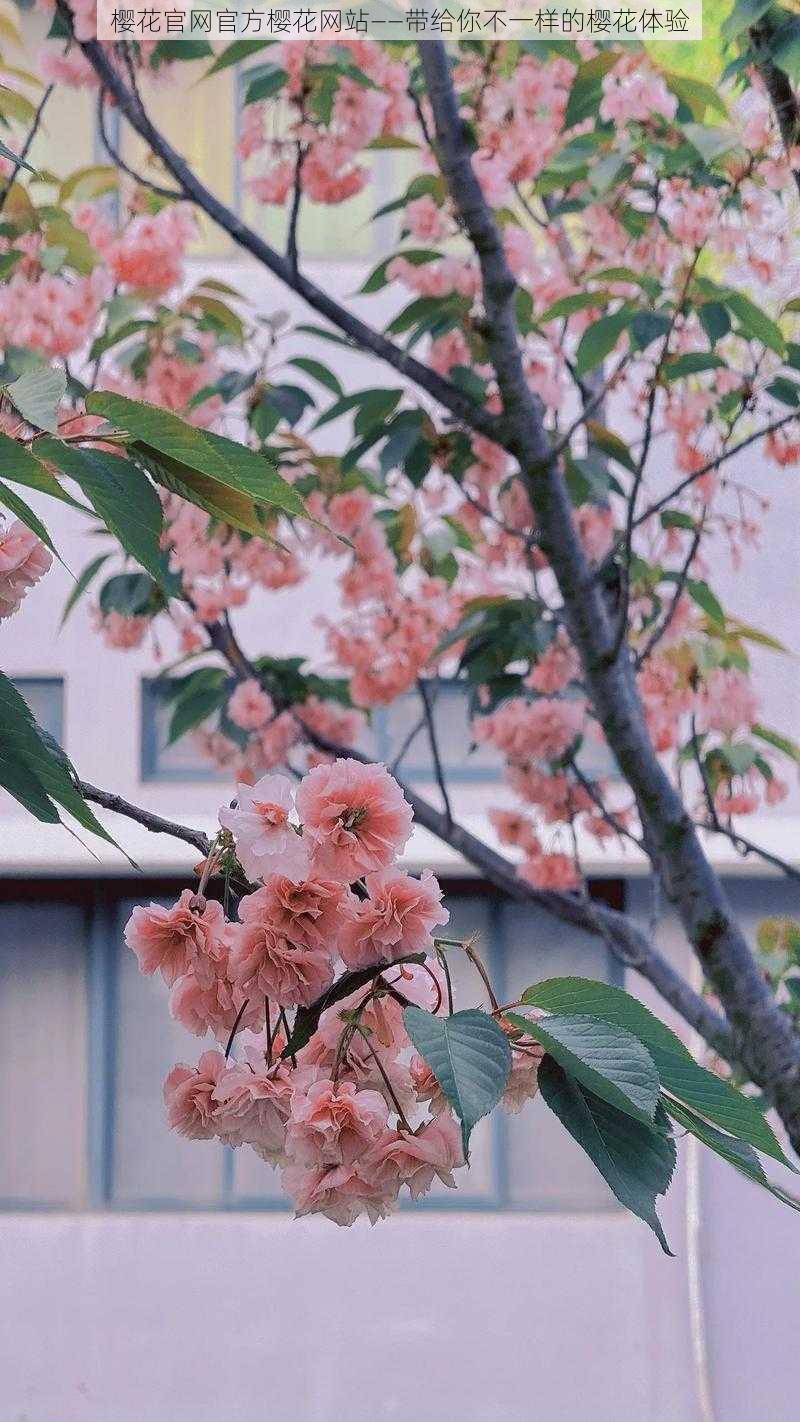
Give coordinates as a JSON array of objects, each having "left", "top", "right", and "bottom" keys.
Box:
[
  {"left": 366, "top": 1114, "right": 464, "bottom": 1199},
  {"left": 696, "top": 667, "right": 759, "bottom": 737},
  {"left": 219, "top": 772, "right": 310, "bottom": 883},
  {"left": 163, "top": 1051, "right": 227, "bottom": 1139},
  {"left": 228, "top": 916, "right": 334, "bottom": 1010},
  {"left": 339, "top": 867, "right": 449, "bottom": 969},
  {"left": 227, "top": 678, "right": 274, "bottom": 731},
  {"left": 124, "top": 890, "right": 227, "bottom": 987},
  {"left": 296, "top": 757, "right": 413, "bottom": 881},
  {"left": 285, "top": 1078, "right": 389, "bottom": 1169},
  {"left": 212, "top": 1050, "right": 294, "bottom": 1162},
  {"left": 238, "top": 874, "right": 345, "bottom": 952},
  {"left": 0, "top": 521, "right": 52, "bottom": 620}
]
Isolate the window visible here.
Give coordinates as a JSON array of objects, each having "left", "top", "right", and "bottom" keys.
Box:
[
  {"left": 0, "top": 878, "right": 621, "bottom": 1213},
  {"left": 12, "top": 677, "right": 64, "bottom": 744},
  {"left": 141, "top": 679, "right": 229, "bottom": 783}
]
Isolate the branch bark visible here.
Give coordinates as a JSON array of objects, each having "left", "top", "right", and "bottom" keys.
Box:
[{"left": 80, "top": 781, "right": 211, "bottom": 855}]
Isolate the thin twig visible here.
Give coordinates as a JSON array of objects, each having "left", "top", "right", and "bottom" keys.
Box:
[
  {"left": 0, "top": 83, "right": 54, "bottom": 216},
  {"left": 418, "top": 677, "right": 453, "bottom": 828}
]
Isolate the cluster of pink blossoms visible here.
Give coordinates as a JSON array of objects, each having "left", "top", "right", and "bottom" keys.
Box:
[
  {"left": 125, "top": 757, "right": 542, "bottom": 1223},
  {"left": 0, "top": 519, "right": 52, "bottom": 621}
]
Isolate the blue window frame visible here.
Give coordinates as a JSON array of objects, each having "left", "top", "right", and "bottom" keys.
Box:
[{"left": 0, "top": 879, "right": 621, "bottom": 1214}]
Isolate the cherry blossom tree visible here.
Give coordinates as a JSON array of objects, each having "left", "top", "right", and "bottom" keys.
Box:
[{"left": 2, "top": 4, "right": 800, "bottom": 1239}]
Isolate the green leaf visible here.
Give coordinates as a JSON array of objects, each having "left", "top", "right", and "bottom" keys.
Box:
[
  {"left": 403, "top": 1006, "right": 511, "bottom": 1157},
  {"left": 0, "top": 672, "right": 124, "bottom": 851},
  {"left": 585, "top": 420, "right": 636, "bottom": 472},
  {"left": 539, "top": 1058, "right": 675, "bottom": 1253},
  {"left": 661, "top": 70, "right": 729, "bottom": 120},
  {"left": 506, "top": 1011, "right": 660, "bottom": 1123},
  {"left": 0, "top": 135, "right": 35, "bottom": 174},
  {"left": 168, "top": 682, "right": 227, "bottom": 744},
  {"left": 752, "top": 723, "right": 800, "bottom": 764},
  {"left": 5, "top": 365, "right": 67, "bottom": 433},
  {"left": 0, "top": 478, "right": 58, "bottom": 557},
  {"left": 37, "top": 440, "right": 167, "bottom": 588},
  {"left": 60, "top": 552, "right": 109, "bottom": 627},
  {"left": 725, "top": 291, "right": 786, "bottom": 357},
  {"left": 358, "top": 248, "right": 439, "bottom": 296},
  {"left": 0, "top": 431, "right": 86, "bottom": 511},
  {"left": 660, "top": 509, "right": 697, "bottom": 531},
  {"left": 663, "top": 352, "right": 725, "bottom": 381},
  {"left": 767, "top": 376, "right": 800, "bottom": 408},
  {"left": 663, "top": 1097, "right": 767, "bottom": 1182},
  {"left": 574, "top": 311, "right": 632, "bottom": 377},
  {"left": 287, "top": 357, "right": 343, "bottom": 397},
  {"left": 85, "top": 392, "right": 307, "bottom": 521},
  {"left": 686, "top": 578, "right": 725, "bottom": 628},
  {"left": 98, "top": 571, "right": 158, "bottom": 617},
  {"left": 202, "top": 39, "right": 274, "bottom": 76},
  {"left": 683, "top": 123, "right": 739, "bottom": 166},
  {"left": 699, "top": 301, "right": 731, "bottom": 345},
  {"left": 59, "top": 163, "right": 118, "bottom": 203},
  {"left": 522, "top": 977, "right": 792, "bottom": 1166},
  {"left": 243, "top": 64, "right": 287, "bottom": 104},
  {"left": 538, "top": 290, "right": 614, "bottom": 325},
  {"left": 721, "top": 0, "right": 773, "bottom": 44}
]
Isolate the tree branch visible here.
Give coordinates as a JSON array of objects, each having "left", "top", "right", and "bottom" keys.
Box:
[
  {"left": 750, "top": 20, "right": 800, "bottom": 199},
  {"left": 80, "top": 781, "right": 211, "bottom": 855}
]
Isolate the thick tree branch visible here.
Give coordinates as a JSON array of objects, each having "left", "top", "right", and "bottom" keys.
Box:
[
  {"left": 750, "top": 20, "right": 800, "bottom": 198},
  {"left": 418, "top": 39, "right": 800, "bottom": 1144},
  {"left": 80, "top": 781, "right": 211, "bottom": 855}
]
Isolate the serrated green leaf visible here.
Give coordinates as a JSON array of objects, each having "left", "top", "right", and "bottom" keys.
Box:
[
  {"left": 506, "top": 1011, "right": 660, "bottom": 1123},
  {"left": 403, "top": 1006, "right": 511, "bottom": 1157},
  {"left": 521, "top": 977, "right": 792, "bottom": 1166},
  {"left": 85, "top": 392, "right": 308, "bottom": 522},
  {"left": 0, "top": 431, "right": 87, "bottom": 512},
  {"left": 5, "top": 365, "right": 67, "bottom": 433},
  {"left": 37, "top": 440, "right": 167, "bottom": 588},
  {"left": 539, "top": 1058, "right": 675, "bottom": 1253}
]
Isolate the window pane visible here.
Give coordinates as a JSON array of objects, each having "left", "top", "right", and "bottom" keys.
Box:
[
  {"left": 110, "top": 898, "right": 226, "bottom": 1204},
  {"left": 376, "top": 684, "right": 502, "bottom": 781},
  {"left": 499, "top": 902, "right": 617, "bottom": 1211},
  {"left": 12, "top": 677, "right": 64, "bottom": 744},
  {"left": 0, "top": 899, "right": 86, "bottom": 1205}
]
